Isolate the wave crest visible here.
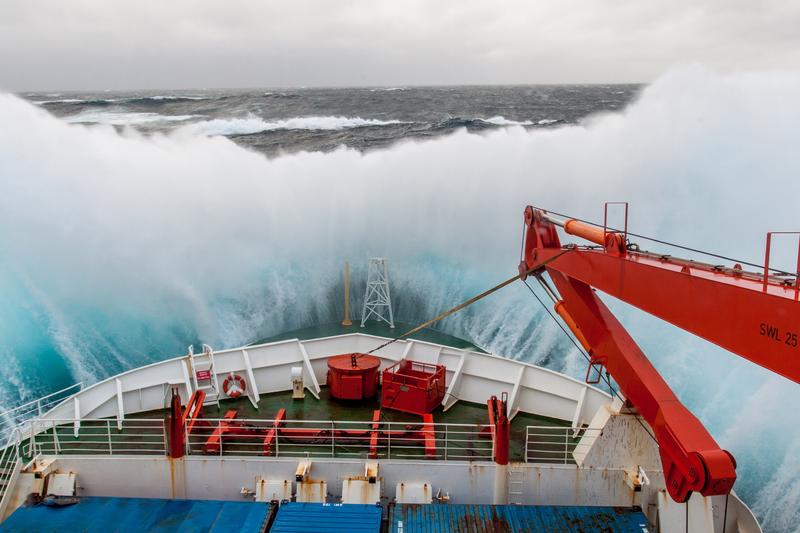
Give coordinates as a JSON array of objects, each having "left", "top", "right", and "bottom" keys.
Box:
[{"left": 186, "top": 115, "right": 408, "bottom": 136}]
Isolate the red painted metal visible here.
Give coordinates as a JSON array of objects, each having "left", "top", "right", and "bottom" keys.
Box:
[
  {"left": 422, "top": 414, "right": 437, "bottom": 458},
  {"left": 203, "top": 410, "right": 238, "bottom": 454},
  {"left": 381, "top": 360, "right": 446, "bottom": 415},
  {"left": 369, "top": 410, "right": 381, "bottom": 459},
  {"left": 487, "top": 394, "right": 509, "bottom": 465},
  {"left": 168, "top": 388, "right": 185, "bottom": 459},
  {"left": 182, "top": 390, "right": 207, "bottom": 435},
  {"left": 263, "top": 408, "right": 286, "bottom": 456},
  {"left": 521, "top": 205, "right": 800, "bottom": 502},
  {"left": 327, "top": 353, "right": 381, "bottom": 400}
]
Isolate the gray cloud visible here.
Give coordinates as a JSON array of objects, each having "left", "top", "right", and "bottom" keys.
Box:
[{"left": 1, "top": 0, "right": 799, "bottom": 91}]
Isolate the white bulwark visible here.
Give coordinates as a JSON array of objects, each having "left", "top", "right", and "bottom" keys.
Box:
[{"left": 0, "top": 331, "right": 761, "bottom": 532}]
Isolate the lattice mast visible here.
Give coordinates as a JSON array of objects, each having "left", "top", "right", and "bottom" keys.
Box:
[{"left": 360, "top": 257, "right": 395, "bottom": 328}]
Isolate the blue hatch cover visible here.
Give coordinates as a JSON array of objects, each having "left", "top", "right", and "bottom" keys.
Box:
[{"left": 270, "top": 502, "right": 382, "bottom": 533}]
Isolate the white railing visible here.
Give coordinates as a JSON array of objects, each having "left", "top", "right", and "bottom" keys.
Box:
[
  {"left": 0, "top": 383, "right": 83, "bottom": 436},
  {"left": 22, "top": 419, "right": 167, "bottom": 457},
  {"left": 0, "top": 442, "right": 20, "bottom": 517},
  {"left": 524, "top": 426, "right": 602, "bottom": 464},
  {"left": 186, "top": 418, "right": 494, "bottom": 461}
]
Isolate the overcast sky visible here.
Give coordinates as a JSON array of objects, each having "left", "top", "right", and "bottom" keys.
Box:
[{"left": 1, "top": 0, "right": 799, "bottom": 91}]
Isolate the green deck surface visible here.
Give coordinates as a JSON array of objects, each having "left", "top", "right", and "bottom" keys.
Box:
[
  {"left": 252, "top": 321, "right": 486, "bottom": 353},
  {"left": 23, "top": 325, "right": 578, "bottom": 463},
  {"left": 27, "top": 388, "right": 572, "bottom": 463}
]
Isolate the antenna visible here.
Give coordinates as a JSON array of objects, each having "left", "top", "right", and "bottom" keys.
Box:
[{"left": 361, "top": 257, "right": 395, "bottom": 328}]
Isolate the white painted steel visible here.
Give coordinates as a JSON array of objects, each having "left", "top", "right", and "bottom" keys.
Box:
[
  {"left": 0, "top": 383, "right": 82, "bottom": 431},
  {"left": 15, "top": 333, "right": 610, "bottom": 442},
  {"left": 35, "top": 454, "right": 761, "bottom": 533}
]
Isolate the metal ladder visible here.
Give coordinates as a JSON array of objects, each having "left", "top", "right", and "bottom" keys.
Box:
[
  {"left": 508, "top": 467, "right": 525, "bottom": 505},
  {"left": 189, "top": 344, "right": 220, "bottom": 407}
]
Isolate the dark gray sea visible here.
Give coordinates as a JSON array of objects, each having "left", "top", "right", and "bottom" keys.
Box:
[{"left": 24, "top": 85, "right": 639, "bottom": 155}]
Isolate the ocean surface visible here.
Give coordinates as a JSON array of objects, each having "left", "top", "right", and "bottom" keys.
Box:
[
  {"left": 3, "top": 73, "right": 800, "bottom": 532},
  {"left": 24, "top": 85, "right": 638, "bottom": 155}
]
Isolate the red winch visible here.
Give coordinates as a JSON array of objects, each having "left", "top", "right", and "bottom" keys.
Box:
[{"left": 326, "top": 353, "right": 381, "bottom": 400}]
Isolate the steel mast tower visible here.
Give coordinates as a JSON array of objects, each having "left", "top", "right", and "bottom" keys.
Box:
[{"left": 360, "top": 257, "right": 395, "bottom": 328}]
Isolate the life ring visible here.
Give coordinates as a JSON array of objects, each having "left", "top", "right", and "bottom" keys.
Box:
[{"left": 223, "top": 373, "right": 246, "bottom": 398}]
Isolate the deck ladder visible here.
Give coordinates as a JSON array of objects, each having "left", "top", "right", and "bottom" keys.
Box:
[
  {"left": 189, "top": 344, "right": 220, "bottom": 408},
  {"left": 508, "top": 466, "right": 525, "bottom": 505}
]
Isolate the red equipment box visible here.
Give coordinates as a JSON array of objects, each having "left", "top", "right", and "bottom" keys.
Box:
[{"left": 381, "top": 360, "right": 446, "bottom": 415}]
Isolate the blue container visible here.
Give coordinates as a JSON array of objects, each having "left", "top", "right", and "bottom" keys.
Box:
[
  {"left": 390, "top": 504, "right": 650, "bottom": 532},
  {"left": 270, "top": 502, "right": 382, "bottom": 533}
]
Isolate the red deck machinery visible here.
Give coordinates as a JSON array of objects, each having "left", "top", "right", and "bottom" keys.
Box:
[
  {"left": 519, "top": 204, "right": 800, "bottom": 503},
  {"left": 381, "top": 360, "right": 446, "bottom": 415},
  {"left": 327, "top": 353, "right": 381, "bottom": 400}
]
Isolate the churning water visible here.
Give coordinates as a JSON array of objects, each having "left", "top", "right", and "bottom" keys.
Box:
[{"left": 3, "top": 67, "right": 800, "bottom": 532}]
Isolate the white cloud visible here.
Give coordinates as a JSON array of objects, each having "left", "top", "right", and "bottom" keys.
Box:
[{"left": 1, "top": 0, "right": 799, "bottom": 90}]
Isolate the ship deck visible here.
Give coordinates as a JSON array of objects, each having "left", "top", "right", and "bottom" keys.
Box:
[
  {"left": 24, "top": 387, "right": 572, "bottom": 463},
  {"left": 11, "top": 321, "right": 588, "bottom": 464},
  {"left": 252, "top": 321, "right": 487, "bottom": 352}
]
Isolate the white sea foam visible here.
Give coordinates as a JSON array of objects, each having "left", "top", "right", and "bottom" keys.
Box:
[
  {"left": 537, "top": 119, "right": 559, "bottom": 125},
  {"left": 146, "top": 95, "right": 207, "bottom": 101},
  {"left": 1, "top": 67, "right": 800, "bottom": 532},
  {"left": 481, "top": 116, "right": 534, "bottom": 126},
  {"left": 186, "top": 115, "right": 406, "bottom": 136},
  {"left": 34, "top": 98, "right": 87, "bottom": 105},
  {"left": 64, "top": 110, "right": 202, "bottom": 125}
]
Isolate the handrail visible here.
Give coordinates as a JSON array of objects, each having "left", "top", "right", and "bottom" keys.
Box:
[
  {"left": 185, "top": 417, "right": 494, "bottom": 461},
  {"left": 524, "top": 425, "right": 603, "bottom": 465},
  {"left": 0, "top": 383, "right": 83, "bottom": 425}
]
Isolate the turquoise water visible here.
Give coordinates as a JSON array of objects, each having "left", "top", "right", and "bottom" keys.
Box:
[{"left": 2, "top": 68, "right": 800, "bottom": 531}]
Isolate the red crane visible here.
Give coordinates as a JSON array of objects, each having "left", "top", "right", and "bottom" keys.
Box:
[{"left": 518, "top": 204, "right": 799, "bottom": 503}]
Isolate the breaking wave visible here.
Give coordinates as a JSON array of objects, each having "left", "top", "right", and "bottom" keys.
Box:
[
  {"left": 481, "top": 116, "right": 534, "bottom": 126},
  {"left": 185, "top": 115, "right": 408, "bottom": 136},
  {"left": 64, "top": 110, "right": 202, "bottom": 126},
  {"left": 36, "top": 95, "right": 209, "bottom": 106},
  {"left": 1, "top": 67, "right": 799, "bottom": 532}
]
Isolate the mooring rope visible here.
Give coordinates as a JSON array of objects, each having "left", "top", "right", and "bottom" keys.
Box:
[{"left": 363, "top": 250, "right": 571, "bottom": 356}]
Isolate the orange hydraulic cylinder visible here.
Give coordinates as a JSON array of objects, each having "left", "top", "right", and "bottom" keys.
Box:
[
  {"left": 554, "top": 301, "right": 593, "bottom": 354},
  {"left": 563, "top": 219, "right": 607, "bottom": 247}
]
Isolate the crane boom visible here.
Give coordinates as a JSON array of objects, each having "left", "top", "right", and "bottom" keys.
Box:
[{"left": 519, "top": 205, "right": 800, "bottom": 503}]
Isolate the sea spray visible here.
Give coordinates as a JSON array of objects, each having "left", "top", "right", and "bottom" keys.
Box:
[{"left": 1, "top": 67, "right": 799, "bottom": 531}]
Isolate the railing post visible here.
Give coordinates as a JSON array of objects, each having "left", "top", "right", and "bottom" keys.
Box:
[
  {"left": 30, "top": 421, "right": 37, "bottom": 457},
  {"left": 564, "top": 429, "right": 569, "bottom": 464},
  {"left": 275, "top": 419, "right": 280, "bottom": 457},
  {"left": 52, "top": 420, "right": 60, "bottom": 455},
  {"left": 107, "top": 420, "right": 112, "bottom": 455},
  {"left": 524, "top": 427, "right": 528, "bottom": 463},
  {"left": 388, "top": 422, "right": 392, "bottom": 459},
  {"left": 444, "top": 424, "right": 448, "bottom": 461},
  {"left": 763, "top": 233, "right": 772, "bottom": 293},
  {"left": 330, "top": 421, "right": 335, "bottom": 457}
]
